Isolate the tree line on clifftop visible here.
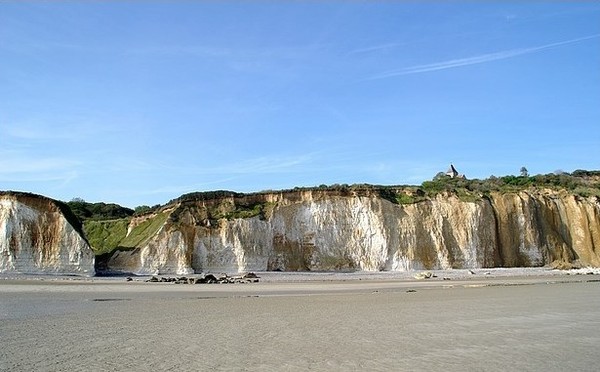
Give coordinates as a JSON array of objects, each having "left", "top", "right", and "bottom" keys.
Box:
[
  {"left": 66, "top": 198, "right": 162, "bottom": 222},
  {"left": 65, "top": 169, "right": 600, "bottom": 222}
]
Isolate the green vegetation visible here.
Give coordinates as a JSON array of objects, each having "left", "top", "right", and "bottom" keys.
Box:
[
  {"left": 66, "top": 199, "right": 166, "bottom": 256},
  {"left": 416, "top": 170, "right": 600, "bottom": 200},
  {"left": 83, "top": 219, "right": 130, "bottom": 255},
  {"left": 211, "top": 201, "right": 278, "bottom": 220},
  {"left": 573, "top": 186, "right": 600, "bottom": 198},
  {"left": 216, "top": 202, "right": 264, "bottom": 220},
  {"left": 119, "top": 211, "right": 170, "bottom": 249},
  {"left": 67, "top": 198, "right": 134, "bottom": 221},
  {"left": 82, "top": 211, "right": 169, "bottom": 256},
  {"left": 170, "top": 190, "right": 245, "bottom": 205},
  {"left": 133, "top": 204, "right": 161, "bottom": 216},
  {"left": 380, "top": 189, "right": 427, "bottom": 205},
  {"left": 172, "top": 170, "right": 599, "bottom": 208},
  {"left": 395, "top": 193, "right": 417, "bottom": 204},
  {"left": 455, "top": 189, "right": 481, "bottom": 203}
]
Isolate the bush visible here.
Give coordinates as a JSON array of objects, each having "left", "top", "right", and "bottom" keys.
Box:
[
  {"left": 67, "top": 199, "right": 134, "bottom": 221},
  {"left": 573, "top": 187, "right": 600, "bottom": 198}
]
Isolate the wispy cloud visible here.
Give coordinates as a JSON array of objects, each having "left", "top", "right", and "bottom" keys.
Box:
[
  {"left": 368, "top": 34, "right": 600, "bottom": 80},
  {"left": 183, "top": 153, "right": 318, "bottom": 176},
  {"left": 127, "top": 43, "right": 323, "bottom": 60},
  {"left": 127, "top": 45, "right": 231, "bottom": 57},
  {"left": 5, "top": 126, "right": 84, "bottom": 142},
  {"left": 0, "top": 152, "right": 80, "bottom": 186},
  {"left": 0, "top": 171, "right": 78, "bottom": 184},
  {"left": 349, "top": 42, "right": 408, "bottom": 55},
  {"left": 2, "top": 120, "right": 126, "bottom": 142},
  {"left": 0, "top": 155, "right": 80, "bottom": 174},
  {"left": 130, "top": 154, "right": 320, "bottom": 197}
]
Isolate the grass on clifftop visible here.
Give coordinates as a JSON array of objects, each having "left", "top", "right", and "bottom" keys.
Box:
[
  {"left": 158, "top": 170, "right": 599, "bottom": 209},
  {"left": 211, "top": 201, "right": 278, "bottom": 220},
  {"left": 418, "top": 171, "right": 600, "bottom": 201}
]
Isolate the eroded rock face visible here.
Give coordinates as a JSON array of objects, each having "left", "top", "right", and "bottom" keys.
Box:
[
  {"left": 104, "top": 189, "right": 600, "bottom": 275},
  {"left": 0, "top": 192, "right": 95, "bottom": 276}
]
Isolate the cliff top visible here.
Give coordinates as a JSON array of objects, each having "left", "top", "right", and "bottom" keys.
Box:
[
  {"left": 52, "top": 169, "right": 600, "bottom": 259},
  {"left": 169, "top": 170, "right": 600, "bottom": 206},
  {"left": 0, "top": 190, "right": 85, "bottom": 237},
  {"left": 4, "top": 170, "right": 599, "bottom": 223}
]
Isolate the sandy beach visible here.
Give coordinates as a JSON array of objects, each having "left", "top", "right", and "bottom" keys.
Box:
[{"left": 2, "top": 269, "right": 600, "bottom": 371}]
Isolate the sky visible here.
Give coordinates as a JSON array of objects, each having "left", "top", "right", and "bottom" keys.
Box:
[{"left": 1, "top": 2, "right": 599, "bottom": 208}]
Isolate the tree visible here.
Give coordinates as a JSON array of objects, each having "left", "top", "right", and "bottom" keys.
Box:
[
  {"left": 134, "top": 205, "right": 152, "bottom": 215},
  {"left": 433, "top": 172, "right": 448, "bottom": 180},
  {"left": 520, "top": 167, "right": 529, "bottom": 177}
]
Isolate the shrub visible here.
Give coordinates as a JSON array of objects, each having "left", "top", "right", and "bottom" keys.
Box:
[{"left": 67, "top": 200, "right": 134, "bottom": 221}]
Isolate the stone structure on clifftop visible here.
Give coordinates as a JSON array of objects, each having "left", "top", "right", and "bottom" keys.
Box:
[{"left": 446, "top": 164, "right": 465, "bottom": 179}]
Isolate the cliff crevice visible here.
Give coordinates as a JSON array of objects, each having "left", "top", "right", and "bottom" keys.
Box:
[{"left": 96, "top": 189, "right": 600, "bottom": 275}]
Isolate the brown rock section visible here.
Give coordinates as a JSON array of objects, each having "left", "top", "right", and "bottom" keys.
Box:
[
  {"left": 102, "top": 188, "right": 600, "bottom": 275},
  {"left": 0, "top": 191, "right": 95, "bottom": 275}
]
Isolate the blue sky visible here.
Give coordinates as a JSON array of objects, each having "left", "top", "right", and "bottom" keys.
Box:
[{"left": 1, "top": 2, "right": 599, "bottom": 207}]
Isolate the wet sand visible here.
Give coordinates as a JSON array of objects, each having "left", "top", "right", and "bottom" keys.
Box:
[{"left": 1, "top": 271, "right": 600, "bottom": 371}]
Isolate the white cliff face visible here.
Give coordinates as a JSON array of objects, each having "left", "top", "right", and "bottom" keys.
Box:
[
  {"left": 392, "top": 195, "right": 496, "bottom": 271},
  {"left": 0, "top": 194, "right": 95, "bottom": 276},
  {"left": 267, "top": 197, "right": 391, "bottom": 271},
  {"left": 193, "top": 218, "right": 272, "bottom": 273},
  {"left": 105, "top": 190, "right": 600, "bottom": 275}
]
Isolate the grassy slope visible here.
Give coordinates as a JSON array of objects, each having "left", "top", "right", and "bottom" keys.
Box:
[
  {"left": 119, "top": 211, "right": 169, "bottom": 248},
  {"left": 84, "top": 219, "right": 130, "bottom": 255},
  {"left": 84, "top": 211, "right": 169, "bottom": 256}
]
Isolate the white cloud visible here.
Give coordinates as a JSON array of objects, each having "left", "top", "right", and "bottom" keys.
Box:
[
  {"left": 368, "top": 34, "right": 600, "bottom": 79},
  {"left": 167, "top": 153, "right": 318, "bottom": 176},
  {"left": 0, "top": 158, "right": 79, "bottom": 187},
  {"left": 8, "top": 123, "right": 124, "bottom": 142},
  {"left": 348, "top": 42, "right": 407, "bottom": 55},
  {"left": 128, "top": 154, "right": 322, "bottom": 197},
  {"left": 127, "top": 45, "right": 232, "bottom": 57},
  {"left": 0, "top": 156, "right": 80, "bottom": 174},
  {"left": 228, "top": 154, "right": 314, "bottom": 174},
  {"left": 0, "top": 171, "right": 78, "bottom": 184},
  {"left": 4, "top": 126, "right": 80, "bottom": 141}
]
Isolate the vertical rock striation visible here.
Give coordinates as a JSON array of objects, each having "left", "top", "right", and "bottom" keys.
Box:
[
  {"left": 101, "top": 189, "right": 600, "bottom": 275},
  {"left": 0, "top": 192, "right": 95, "bottom": 275}
]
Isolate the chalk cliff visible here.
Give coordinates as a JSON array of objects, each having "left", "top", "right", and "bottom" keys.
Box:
[
  {"left": 99, "top": 188, "right": 600, "bottom": 275},
  {"left": 0, "top": 192, "right": 95, "bottom": 275}
]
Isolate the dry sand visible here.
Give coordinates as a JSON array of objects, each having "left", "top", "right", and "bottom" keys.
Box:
[{"left": 1, "top": 269, "right": 600, "bottom": 371}]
